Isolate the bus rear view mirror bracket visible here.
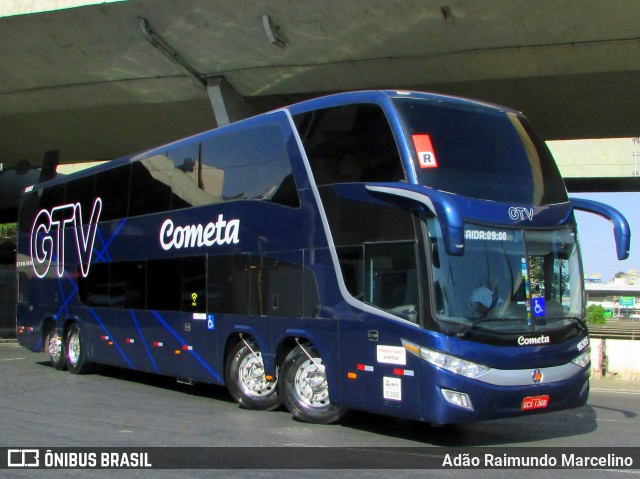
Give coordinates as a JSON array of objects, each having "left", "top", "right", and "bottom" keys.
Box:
[
  {"left": 570, "top": 197, "right": 630, "bottom": 260},
  {"left": 366, "top": 182, "right": 464, "bottom": 256}
]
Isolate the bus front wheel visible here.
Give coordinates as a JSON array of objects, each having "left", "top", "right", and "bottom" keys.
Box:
[
  {"left": 44, "top": 327, "right": 65, "bottom": 370},
  {"left": 225, "top": 340, "right": 281, "bottom": 411},
  {"left": 280, "top": 344, "right": 346, "bottom": 424},
  {"left": 64, "top": 323, "right": 93, "bottom": 375}
]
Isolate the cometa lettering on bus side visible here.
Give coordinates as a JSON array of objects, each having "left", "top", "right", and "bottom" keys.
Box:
[{"left": 159, "top": 214, "right": 240, "bottom": 251}]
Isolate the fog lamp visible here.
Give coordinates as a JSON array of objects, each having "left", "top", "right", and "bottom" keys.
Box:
[{"left": 441, "top": 389, "right": 474, "bottom": 411}]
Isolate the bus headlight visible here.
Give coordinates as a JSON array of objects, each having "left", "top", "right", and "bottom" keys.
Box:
[
  {"left": 571, "top": 348, "right": 591, "bottom": 369},
  {"left": 402, "top": 340, "right": 490, "bottom": 379}
]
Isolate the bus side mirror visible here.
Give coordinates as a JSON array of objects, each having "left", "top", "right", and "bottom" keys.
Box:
[
  {"left": 570, "top": 197, "right": 630, "bottom": 260},
  {"left": 366, "top": 183, "right": 464, "bottom": 256}
]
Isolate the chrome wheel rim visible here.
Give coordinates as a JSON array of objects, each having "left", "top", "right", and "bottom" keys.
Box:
[
  {"left": 293, "top": 357, "right": 329, "bottom": 408},
  {"left": 48, "top": 334, "right": 62, "bottom": 362},
  {"left": 238, "top": 351, "right": 276, "bottom": 398},
  {"left": 68, "top": 331, "right": 80, "bottom": 366}
]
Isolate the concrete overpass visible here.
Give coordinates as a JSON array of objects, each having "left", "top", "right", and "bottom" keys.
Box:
[
  {"left": 585, "top": 282, "right": 640, "bottom": 299},
  {"left": 1, "top": 0, "right": 640, "bottom": 216}
]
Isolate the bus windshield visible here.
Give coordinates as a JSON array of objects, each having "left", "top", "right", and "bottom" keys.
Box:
[
  {"left": 428, "top": 220, "right": 583, "bottom": 334},
  {"left": 393, "top": 97, "right": 567, "bottom": 205}
]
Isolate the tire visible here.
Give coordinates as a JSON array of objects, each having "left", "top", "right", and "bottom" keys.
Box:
[
  {"left": 280, "top": 344, "right": 346, "bottom": 424},
  {"left": 64, "top": 323, "right": 93, "bottom": 374},
  {"left": 44, "top": 327, "right": 66, "bottom": 370},
  {"left": 225, "top": 340, "right": 281, "bottom": 411}
]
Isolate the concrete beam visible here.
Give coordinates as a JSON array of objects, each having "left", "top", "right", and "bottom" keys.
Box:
[
  {"left": 206, "top": 77, "right": 255, "bottom": 127},
  {"left": 0, "top": 0, "right": 126, "bottom": 18}
]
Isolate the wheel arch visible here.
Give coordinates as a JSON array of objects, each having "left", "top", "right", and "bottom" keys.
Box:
[
  {"left": 40, "top": 316, "right": 58, "bottom": 351},
  {"left": 62, "top": 315, "right": 84, "bottom": 338},
  {"left": 222, "top": 326, "right": 271, "bottom": 385}
]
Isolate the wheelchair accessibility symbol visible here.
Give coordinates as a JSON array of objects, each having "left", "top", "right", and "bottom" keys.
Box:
[{"left": 532, "top": 297, "right": 546, "bottom": 317}]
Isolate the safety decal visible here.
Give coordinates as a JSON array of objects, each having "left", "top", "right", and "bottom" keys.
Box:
[
  {"left": 376, "top": 345, "right": 406, "bottom": 366},
  {"left": 412, "top": 134, "right": 438, "bottom": 168},
  {"left": 383, "top": 376, "right": 402, "bottom": 402}
]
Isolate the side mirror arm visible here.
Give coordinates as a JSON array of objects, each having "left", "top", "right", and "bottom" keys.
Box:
[{"left": 570, "top": 197, "right": 630, "bottom": 260}]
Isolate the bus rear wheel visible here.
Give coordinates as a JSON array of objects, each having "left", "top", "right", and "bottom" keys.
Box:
[
  {"left": 280, "top": 344, "right": 346, "bottom": 424},
  {"left": 225, "top": 340, "right": 281, "bottom": 411},
  {"left": 44, "top": 327, "right": 65, "bottom": 370},
  {"left": 64, "top": 323, "right": 93, "bottom": 374}
]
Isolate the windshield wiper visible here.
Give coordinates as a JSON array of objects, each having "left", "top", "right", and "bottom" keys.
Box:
[
  {"left": 455, "top": 318, "right": 506, "bottom": 339},
  {"left": 566, "top": 315, "right": 588, "bottom": 334}
]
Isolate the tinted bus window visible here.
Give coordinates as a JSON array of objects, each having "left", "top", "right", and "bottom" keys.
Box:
[
  {"left": 394, "top": 98, "right": 567, "bottom": 205},
  {"left": 129, "top": 159, "right": 172, "bottom": 216},
  {"left": 18, "top": 192, "right": 41, "bottom": 233},
  {"left": 96, "top": 165, "right": 130, "bottom": 221},
  {"left": 181, "top": 256, "right": 206, "bottom": 313},
  {"left": 207, "top": 254, "right": 319, "bottom": 318},
  {"left": 320, "top": 188, "right": 416, "bottom": 246},
  {"left": 147, "top": 258, "right": 181, "bottom": 311},
  {"left": 167, "top": 143, "right": 201, "bottom": 211},
  {"left": 78, "top": 263, "right": 110, "bottom": 307},
  {"left": 201, "top": 124, "right": 299, "bottom": 207},
  {"left": 65, "top": 175, "right": 95, "bottom": 210},
  {"left": 207, "top": 254, "right": 251, "bottom": 315},
  {"left": 252, "top": 256, "right": 304, "bottom": 317},
  {"left": 17, "top": 271, "right": 29, "bottom": 304},
  {"left": 39, "top": 184, "right": 65, "bottom": 211},
  {"left": 110, "top": 261, "right": 145, "bottom": 309},
  {"left": 295, "top": 104, "right": 403, "bottom": 185},
  {"left": 320, "top": 187, "right": 419, "bottom": 322}
]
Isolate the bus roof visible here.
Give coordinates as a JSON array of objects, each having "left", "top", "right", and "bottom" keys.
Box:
[
  {"left": 25, "top": 90, "right": 520, "bottom": 192},
  {"left": 284, "top": 90, "right": 519, "bottom": 117}
]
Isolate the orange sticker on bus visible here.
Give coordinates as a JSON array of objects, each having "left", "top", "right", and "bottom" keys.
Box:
[{"left": 412, "top": 134, "right": 438, "bottom": 168}]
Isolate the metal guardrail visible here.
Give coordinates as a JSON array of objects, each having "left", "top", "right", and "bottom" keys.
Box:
[{"left": 588, "top": 320, "right": 640, "bottom": 340}]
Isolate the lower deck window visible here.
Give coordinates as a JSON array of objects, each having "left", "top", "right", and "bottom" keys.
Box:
[{"left": 339, "top": 241, "right": 419, "bottom": 322}]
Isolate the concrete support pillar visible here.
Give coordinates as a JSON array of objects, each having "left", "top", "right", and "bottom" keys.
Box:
[
  {"left": 206, "top": 77, "right": 255, "bottom": 127},
  {"left": 39, "top": 150, "right": 59, "bottom": 183}
]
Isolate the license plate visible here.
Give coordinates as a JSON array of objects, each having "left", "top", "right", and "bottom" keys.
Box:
[{"left": 521, "top": 395, "right": 549, "bottom": 411}]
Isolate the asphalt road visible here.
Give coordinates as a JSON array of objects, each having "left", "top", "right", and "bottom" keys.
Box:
[{"left": 1, "top": 341, "right": 638, "bottom": 478}]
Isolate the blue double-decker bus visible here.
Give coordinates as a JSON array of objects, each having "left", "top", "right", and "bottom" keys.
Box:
[{"left": 16, "top": 90, "right": 630, "bottom": 425}]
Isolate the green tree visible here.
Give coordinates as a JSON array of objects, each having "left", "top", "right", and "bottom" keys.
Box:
[
  {"left": 586, "top": 304, "right": 606, "bottom": 325},
  {"left": 0, "top": 223, "right": 16, "bottom": 238}
]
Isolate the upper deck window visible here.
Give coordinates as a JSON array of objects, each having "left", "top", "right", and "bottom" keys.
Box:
[
  {"left": 394, "top": 98, "right": 568, "bottom": 205},
  {"left": 200, "top": 123, "right": 299, "bottom": 207},
  {"left": 294, "top": 104, "right": 404, "bottom": 185}
]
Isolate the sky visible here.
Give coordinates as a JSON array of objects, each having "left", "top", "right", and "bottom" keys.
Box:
[{"left": 571, "top": 192, "right": 640, "bottom": 282}]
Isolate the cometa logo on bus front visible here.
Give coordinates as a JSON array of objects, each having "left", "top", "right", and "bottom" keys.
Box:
[
  {"left": 30, "top": 198, "right": 102, "bottom": 278},
  {"left": 159, "top": 214, "right": 240, "bottom": 251},
  {"left": 517, "top": 335, "right": 551, "bottom": 346}
]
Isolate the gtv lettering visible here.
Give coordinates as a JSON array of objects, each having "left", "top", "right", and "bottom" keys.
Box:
[
  {"left": 508, "top": 206, "right": 534, "bottom": 221},
  {"left": 160, "top": 214, "right": 240, "bottom": 251},
  {"left": 31, "top": 198, "right": 102, "bottom": 278}
]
